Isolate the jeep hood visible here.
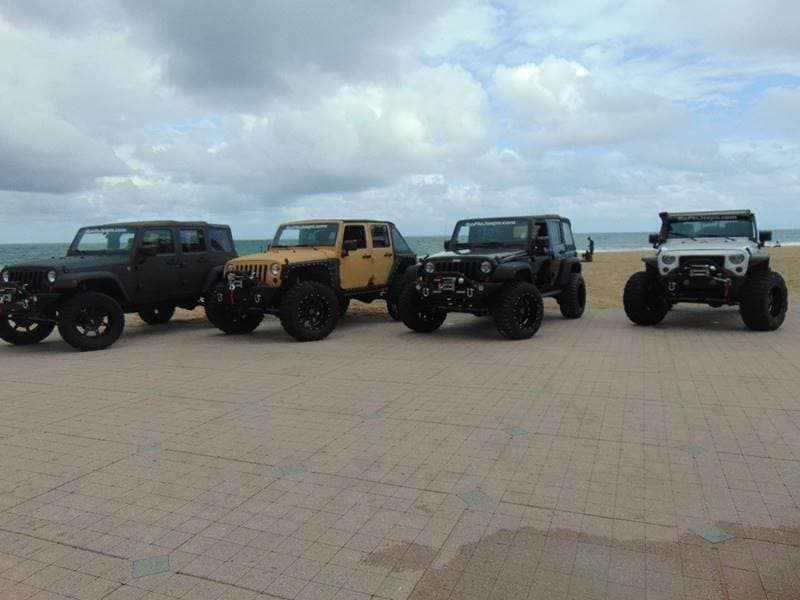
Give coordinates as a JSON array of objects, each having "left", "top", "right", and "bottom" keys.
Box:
[
  {"left": 426, "top": 247, "right": 527, "bottom": 262},
  {"left": 659, "top": 238, "right": 755, "bottom": 254},
  {"left": 4, "top": 254, "right": 131, "bottom": 272},
  {"left": 227, "top": 246, "right": 338, "bottom": 268}
]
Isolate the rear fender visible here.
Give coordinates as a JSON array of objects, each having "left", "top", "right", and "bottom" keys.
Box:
[{"left": 557, "top": 258, "right": 582, "bottom": 285}]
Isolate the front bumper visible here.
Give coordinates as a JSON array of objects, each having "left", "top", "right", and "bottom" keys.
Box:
[
  {"left": 658, "top": 266, "right": 745, "bottom": 303},
  {"left": 0, "top": 285, "right": 59, "bottom": 320},
  {"left": 212, "top": 276, "right": 279, "bottom": 314},
  {"left": 416, "top": 274, "right": 500, "bottom": 312}
]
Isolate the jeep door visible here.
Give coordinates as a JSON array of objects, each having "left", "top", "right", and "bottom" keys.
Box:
[
  {"left": 369, "top": 223, "right": 395, "bottom": 286},
  {"left": 339, "top": 224, "right": 373, "bottom": 289},
  {"left": 177, "top": 227, "right": 211, "bottom": 298},
  {"left": 134, "top": 228, "right": 183, "bottom": 303},
  {"left": 546, "top": 220, "right": 565, "bottom": 289}
]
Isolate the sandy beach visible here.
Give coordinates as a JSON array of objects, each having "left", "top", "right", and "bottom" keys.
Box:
[{"left": 128, "top": 246, "right": 800, "bottom": 326}]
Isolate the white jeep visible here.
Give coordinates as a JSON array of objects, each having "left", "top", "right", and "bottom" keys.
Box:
[{"left": 623, "top": 210, "right": 788, "bottom": 331}]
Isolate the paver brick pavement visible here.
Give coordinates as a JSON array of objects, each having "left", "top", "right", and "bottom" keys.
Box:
[{"left": 0, "top": 306, "right": 799, "bottom": 599}]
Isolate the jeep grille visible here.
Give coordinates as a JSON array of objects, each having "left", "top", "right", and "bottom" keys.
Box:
[
  {"left": 679, "top": 256, "right": 724, "bottom": 270},
  {"left": 433, "top": 260, "right": 481, "bottom": 279},
  {"left": 232, "top": 263, "right": 270, "bottom": 283},
  {"left": 7, "top": 269, "right": 47, "bottom": 291}
]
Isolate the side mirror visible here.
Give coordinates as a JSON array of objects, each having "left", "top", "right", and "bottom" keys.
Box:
[
  {"left": 341, "top": 239, "right": 358, "bottom": 255},
  {"left": 443, "top": 240, "right": 452, "bottom": 251},
  {"left": 648, "top": 233, "right": 660, "bottom": 246},
  {"left": 759, "top": 230, "right": 772, "bottom": 244},
  {"left": 139, "top": 245, "right": 157, "bottom": 260}
]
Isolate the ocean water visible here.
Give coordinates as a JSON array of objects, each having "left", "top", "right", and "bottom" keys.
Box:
[{"left": 3, "top": 230, "right": 800, "bottom": 270}]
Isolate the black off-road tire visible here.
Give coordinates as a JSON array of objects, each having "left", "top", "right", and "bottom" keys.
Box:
[
  {"left": 137, "top": 305, "right": 175, "bottom": 325},
  {"left": 0, "top": 317, "right": 55, "bottom": 346},
  {"left": 491, "top": 282, "right": 544, "bottom": 340},
  {"left": 558, "top": 273, "right": 586, "bottom": 319},
  {"left": 623, "top": 271, "right": 670, "bottom": 326},
  {"left": 58, "top": 292, "right": 125, "bottom": 351},
  {"left": 386, "top": 272, "right": 408, "bottom": 321},
  {"left": 397, "top": 282, "right": 446, "bottom": 333},
  {"left": 739, "top": 270, "right": 788, "bottom": 331},
  {"left": 339, "top": 297, "right": 351, "bottom": 317},
  {"left": 280, "top": 281, "right": 340, "bottom": 341},
  {"left": 204, "top": 294, "right": 262, "bottom": 334}
]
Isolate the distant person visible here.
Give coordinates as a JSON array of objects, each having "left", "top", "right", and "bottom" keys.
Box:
[{"left": 584, "top": 236, "right": 595, "bottom": 262}]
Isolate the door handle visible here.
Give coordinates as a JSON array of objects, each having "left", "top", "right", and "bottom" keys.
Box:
[
  {"left": 384, "top": 253, "right": 393, "bottom": 257},
  {"left": 362, "top": 254, "right": 372, "bottom": 259}
]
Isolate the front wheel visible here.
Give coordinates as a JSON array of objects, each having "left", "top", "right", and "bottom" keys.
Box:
[
  {"left": 492, "top": 282, "right": 544, "bottom": 340},
  {"left": 137, "top": 304, "right": 175, "bottom": 325},
  {"left": 58, "top": 292, "right": 125, "bottom": 351},
  {"left": 558, "top": 273, "right": 587, "bottom": 319},
  {"left": 0, "top": 317, "right": 55, "bottom": 346},
  {"left": 623, "top": 271, "right": 670, "bottom": 326},
  {"left": 280, "top": 281, "right": 339, "bottom": 341},
  {"left": 397, "top": 283, "right": 446, "bottom": 332},
  {"left": 739, "top": 270, "right": 788, "bottom": 331},
  {"left": 204, "top": 294, "right": 263, "bottom": 334}
]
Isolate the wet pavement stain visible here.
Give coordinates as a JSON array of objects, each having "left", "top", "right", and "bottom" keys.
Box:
[
  {"left": 364, "top": 542, "right": 439, "bottom": 572},
  {"left": 378, "top": 520, "right": 800, "bottom": 600}
]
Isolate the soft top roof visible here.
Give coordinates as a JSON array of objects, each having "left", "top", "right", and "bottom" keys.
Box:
[
  {"left": 660, "top": 210, "right": 753, "bottom": 220},
  {"left": 83, "top": 220, "right": 230, "bottom": 229},
  {"left": 455, "top": 215, "right": 571, "bottom": 224},
  {"left": 280, "top": 219, "right": 398, "bottom": 226}
]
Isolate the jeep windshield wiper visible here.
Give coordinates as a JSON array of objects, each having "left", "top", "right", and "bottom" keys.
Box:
[
  {"left": 703, "top": 234, "right": 738, "bottom": 242},
  {"left": 667, "top": 232, "right": 697, "bottom": 241}
]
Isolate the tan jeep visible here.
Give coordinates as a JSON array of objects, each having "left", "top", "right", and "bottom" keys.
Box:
[{"left": 205, "top": 220, "right": 417, "bottom": 341}]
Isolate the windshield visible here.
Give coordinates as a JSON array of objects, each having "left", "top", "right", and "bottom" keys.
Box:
[
  {"left": 665, "top": 216, "right": 755, "bottom": 240},
  {"left": 70, "top": 227, "right": 137, "bottom": 254},
  {"left": 273, "top": 223, "right": 339, "bottom": 247},
  {"left": 451, "top": 219, "right": 530, "bottom": 246}
]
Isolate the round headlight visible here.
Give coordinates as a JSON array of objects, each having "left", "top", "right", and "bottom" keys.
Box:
[
  {"left": 424, "top": 262, "right": 435, "bottom": 274},
  {"left": 1, "top": 270, "right": 9, "bottom": 284},
  {"left": 480, "top": 260, "right": 493, "bottom": 274},
  {"left": 729, "top": 254, "right": 745, "bottom": 265},
  {"left": 270, "top": 263, "right": 281, "bottom": 276},
  {"left": 661, "top": 254, "right": 677, "bottom": 266},
  {"left": 47, "top": 270, "right": 57, "bottom": 283}
]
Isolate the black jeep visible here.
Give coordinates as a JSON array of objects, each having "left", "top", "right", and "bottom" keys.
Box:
[
  {"left": 398, "top": 215, "right": 586, "bottom": 339},
  {"left": 0, "top": 221, "right": 236, "bottom": 351}
]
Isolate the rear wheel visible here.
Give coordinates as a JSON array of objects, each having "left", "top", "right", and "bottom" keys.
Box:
[
  {"left": 0, "top": 317, "right": 55, "bottom": 345},
  {"left": 137, "top": 305, "right": 175, "bottom": 325},
  {"left": 558, "top": 273, "right": 586, "bottom": 319},
  {"left": 58, "top": 292, "right": 125, "bottom": 351},
  {"left": 491, "top": 282, "right": 544, "bottom": 340},
  {"left": 338, "top": 297, "right": 350, "bottom": 317},
  {"left": 623, "top": 271, "right": 670, "bottom": 326},
  {"left": 280, "top": 281, "right": 339, "bottom": 341},
  {"left": 739, "top": 270, "right": 788, "bottom": 331},
  {"left": 386, "top": 272, "right": 408, "bottom": 321},
  {"left": 204, "top": 294, "right": 263, "bottom": 334},
  {"left": 397, "top": 282, "right": 446, "bottom": 333}
]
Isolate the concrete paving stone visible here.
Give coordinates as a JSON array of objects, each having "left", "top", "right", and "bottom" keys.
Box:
[{"left": 0, "top": 308, "right": 798, "bottom": 599}]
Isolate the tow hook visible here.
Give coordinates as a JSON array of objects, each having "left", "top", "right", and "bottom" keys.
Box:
[
  {"left": 723, "top": 278, "right": 732, "bottom": 299},
  {"left": 466, "top": 287, "right": 475, "bottom": 298},
  {"left": 668, "top": 282, "right": 677, "bottom": 292},
  {"left": 21, "top": 299, "right": 29, "bottom": 310},
  {"left": 421, "top": 287, "right": 430, "bottom": 298}
]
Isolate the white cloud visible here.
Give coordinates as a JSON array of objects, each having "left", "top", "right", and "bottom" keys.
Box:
[
  {"left": 753, "top": 86, "right": 800, "bottom": 136},
  {"left": 493, "top": 57, "right": 684, "bottom": 145}
]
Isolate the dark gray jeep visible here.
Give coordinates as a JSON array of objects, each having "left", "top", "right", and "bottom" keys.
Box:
[
  {"left": 398, "top": 215, "right": 586, "bottom": 339},
  {"left": 0, "top": 221, "right": 236, "bottom": 351}
]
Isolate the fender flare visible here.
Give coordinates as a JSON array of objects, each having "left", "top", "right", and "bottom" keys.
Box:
[
  {"left": 56, "top": 272, "right": 131, "bottom": 304},
  {"left": 557, "top": 258, "right": 582, "bottom": 285},
  {"left": 201, "top": 265, "right": 225, "bottom": 293},
  {"left": 494, "top": 261, "right": 533, "bottom": 282}
]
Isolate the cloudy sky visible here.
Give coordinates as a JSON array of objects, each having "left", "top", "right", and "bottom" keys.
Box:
[{"left": 1, "top": 0, "right": 798, "bottom": 242}]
